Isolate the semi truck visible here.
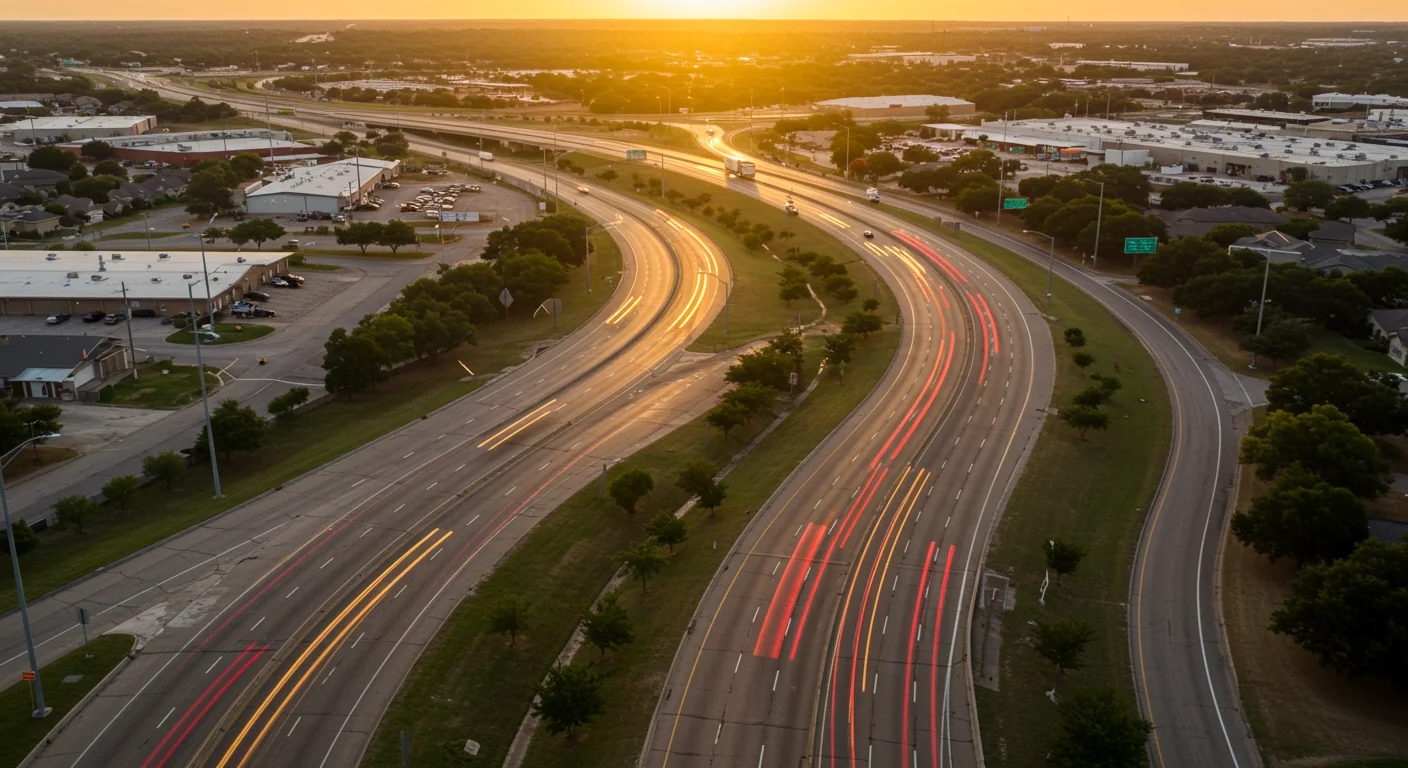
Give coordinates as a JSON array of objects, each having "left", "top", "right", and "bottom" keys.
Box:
[
  {"left": 866, "top": 187, "right": 881, "bottom": 203},
  {"left": 724, "top": 157, "right": 755, "bottom": 179}
]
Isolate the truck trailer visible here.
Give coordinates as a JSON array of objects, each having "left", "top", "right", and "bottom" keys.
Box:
[{"left": 724, "top": 157, "right": 755, "bottom": 179}]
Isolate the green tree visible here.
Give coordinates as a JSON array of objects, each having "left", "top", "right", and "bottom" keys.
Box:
[
  {"left": 1202, "top": 223, "right": 1258, "bottom": 248},
  {"left": 267, "top": 386, "right": 310, "bottom": 419},
  {"left": 497, "top": 251, "right": 569, "bottom": 308},
  {"left": 193, "top": 398, "right": 267, "bottom": 463},
  {"left": 1064, "top": 327, "right": 1086, "bottom": 347},
  {"left": 725, "top": 349, "right": 793, "bottom": 390},
  {"left": 706, "top": 400, "right": 751, "bottom": 441},
  {"left": 532, "top": 664, "right": 604, "bottom": 736},
  {"left": 335, "top": 221, "right": 386, "bottom": 254},
  {"left": 609, "top": 467, "right": 654, "bottom": 514},
  {"left": 27, "top": 145, "right": 75, "bottom": 171},
  {"left": 1046, "top": 538, "right": 1085, "bottom": 583},
  {"left": 1265, "top": 353, "right": 1408, "bottom": 435},
  {"left": 1137, "top": 235, "right": 1231, "bottom": 288},
  {"left": 142, "top": 451, "right": 186, "bottom": 489},
  {"left": 184, "top": 168, "right": 235, "bottom": 217},
  {"left": 862, "top": 297, "right": 880, "bottom": 312},
  {"left": 1227, "top": 186, "right": 1271, "bottom": 209},
  {"left": 93, "top": 159, "right": 127, "bottom": 179},
  {"left": 1033, "top": 619, "right": 1095, "bottom": 673},
  {"left": 1072, "top": 386, "right": 1109, "bottom": 408},
  {"left": 1047, "top": 688, "right": 1153, "bottom": 768},
  {"left": 1270, "top": 537, "right": 1408, "bottom": 686},
  {"left": 1072, "top": 351, "right": 1095, "bottom": 371},
  {"left": 778, "top": 266, "right": 810, "bottom": 305},
  {"left": 1348, "top": 264, "right": 1408, "bottom": 308},
  {"left": 1060, "top": 405, "right": 1109, "bottom": 439},
  {"left": 3, "top": 519, "right": 38, "bottom": 557},
  {"left": 323, "top": 327, "right": 388, "bottom": 396},
  {"left": 1240, "top": 404, "right": 1389, "bottom": 498},
  {"left": 378, "top": 219, "right": 417, "bottom": 254},
  {"left": 955, "top": 185, "right": 997, "bottom": 214},
  {"left": 842, "top": 310, "right": 884, "bottom": 339},
  {"left": 228, "top": 152, "right": 265, "bottom": 181},
  {"left": 80, "top": 140, "right": 114, "bottom": 161},
  {"left": 53, "top": 494, "right": 97, "bottom": 533},
  {"left": 1324, "top": 194, "right": 1372, "bottom": 222},
  {"left": 1240, "top": 313, "right": 1310, "bottom": 364},
  {"left": 1231, "top": 467, "right": 1367, "bottom": 567},
  {"left": 596, "top": 168, "right": 618, "bottom": 182},
  {"left": 645, "top": 510, "right": 688, "bottom": 553},
  {"left": 861, "top": 151, "right": 906, "bottom": 179},
  {"left": 613, "top": 539, "right": 667, "bottom": 590},
  {"left": 581, "top": 591, "right": 633, "bottom": 657},
  {"left": 676, "top": 459, "right": 726, "bottom": 515},
  {"left": 823, "top": 332, "right": 857, "bottom": 370},
  {"left": 488, "top": 597, "right": 529, "bottom": 647},
  {"left": 1284, "top": 180, "right": 1338, "bottom": 211},
  {"left": 101, "top": 474, "right": 141, "bottom": 515},
  {"left": 228, "top": 218, "right": 286, "bottom": 250}
]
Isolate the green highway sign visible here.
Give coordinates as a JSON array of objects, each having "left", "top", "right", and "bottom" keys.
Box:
[
  {"left": 1124, "top": 237, "right": 1159, "bottom": 254},
  {"left": 1002, "top": 197, "right": 1029, "bottom": 210},
  {"left": 626, "top": 149, "right": 648, "bottom": 161}
]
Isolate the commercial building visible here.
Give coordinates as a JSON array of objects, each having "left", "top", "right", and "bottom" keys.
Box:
[
  {"left": 1075, "top": 60, "right": 1190, "bottom": 72},
  {"left": 57, "top": 129, "right": 321, "bottom": 167},
  {"left": 8, "top": 115, "right": 157, "bottom": 142},
  {"left": 814, "top": 94, "right": 975, "bottom": 118},
  {"left": 844, "top": 52, "right": 977, "bottom": 66},
  {"left": 1313, "top": 93, "right": 1408, "bottom": 111},
  {"left": 244, "top": 157, "right": 401, "bottom": 216},
  {"left": 0, "top": 250, "right": 294, "bottom": 318},
  {"left": 974, "top": 117, "right": 1408, "bottom": 184},
  {"left": 0, "top": 335, "right": 131, "bottom": 400},
  {"left": 1201, "top": 108, "right": 1325, "bottom": 128}
]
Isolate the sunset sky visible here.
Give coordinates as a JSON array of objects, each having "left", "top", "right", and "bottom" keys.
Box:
[{"left": 6, "top": 0, "right": 1408, "bottom": 21}]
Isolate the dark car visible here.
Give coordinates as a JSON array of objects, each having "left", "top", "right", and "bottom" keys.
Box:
[
  {"left": 45, "top": 313, "right": 71, "bottom": 325},
  {"left": 284, "top": 274, "right": 306, "bottom": 285},
  {"left": 243, "top": 291, "right": 271, "bottom": 302},
  {"left": 82, "top": 311, "right": 106, "bottom": 323}
]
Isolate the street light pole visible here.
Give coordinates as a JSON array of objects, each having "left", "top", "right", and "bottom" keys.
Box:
[
  {"left": 3, "top": 433, "right": 63, "bottom": 719},
  {"left": 700, "top": 271, "right": 731, "bottom": 336},
  {"left": 120, "top": 281, "right": 138, "bottom": 380},
  {"left": 1092, "top": 181, "right": 1106, "bottom": 268},
  {"left": 143, "top": 211, "right": 152, "bottom": 251},
  {"left": 188, "top": 282, "right": 223, "bottom": 499},
  {"left": 1249, "top": 253, "right": 1273, "bottom": 369},
  {"left": 1025, "top": 230, "right": 1057, "bottom": 309},
  {"left": 844, "top": 126, "right": 851, "bottom": 180}
]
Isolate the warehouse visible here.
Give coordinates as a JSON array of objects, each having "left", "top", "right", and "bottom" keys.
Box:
[
  {"left": 1313, "top": 93, "right": 1408, "bottom": 110},
  {"left": 8, "top": 115, "right": 157, "bottom": 142},
  {"left": 814, "top": 94, "right": 975, "bottom": 118},
  {"left": 975, "top": 117, "right": 1408, "bottom": 184},
  {"left": 244, "top": 157, "right": 400, "bottom": 216},
  {"left": 1201, "top": 108, "right": 1325, "bottom": 127},
  {"left": 0, "top": 250, "right": 294, "bottom": 317},
  {"left": 57, "top": 129, "right": 321, "bottom": 167}
]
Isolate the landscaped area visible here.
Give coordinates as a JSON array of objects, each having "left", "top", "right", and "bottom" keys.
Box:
[
  {"left": 0, "top": 633, "right": 134, "bottom": 767},
  {"left": 164, "top": 322, "right": 275, "bottom": 345},
  {"left": 99, "top": 363, "right": 221, "bottom": 409}
]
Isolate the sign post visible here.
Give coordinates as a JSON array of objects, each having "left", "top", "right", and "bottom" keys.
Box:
[
  {"left": 1124, "top": 237, "right": 1158, "bottom": 269},
  {"left": 1002, "top": 197, "right": 1029, "bottom": 210},
  {"left": 498, "top": 287, "right": 514, "bottom": 320},
  {"left": 77, "top": 607, "right": 90, "bottom": 659},
  {"left": 626, "top": 149, "right": 647, "bottom": 161}
]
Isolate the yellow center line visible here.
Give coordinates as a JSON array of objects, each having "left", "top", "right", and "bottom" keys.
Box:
[
  {"left": 860, "top": 470, "right": 928, "bottom": 687},
  {"left": 213, "top": 528, "right": 444, "bottom": 768},
  {"left": 484, "top": 407, "right": 556, "bottom": 451},
  {"left": 475, "top": 400, "right": 558, "bottom": 449}
]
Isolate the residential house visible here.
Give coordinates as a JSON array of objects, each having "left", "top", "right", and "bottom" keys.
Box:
[
  {"left": 1230, "top": 230, "right": 1408, "bottom": 274},
  {"left": 0, "top": 208, "right": 61, "bottom": 236},
  {"left": 0, "top": 168, "right": 67, "bottom": 190},
  {"left": 1309, "top": 218, "right": 1356, "bottom": 246},
  {"left": 1159, "top": 206, "right": 1287, "bottom": 239},
  {"left": 1369, "top": 308, "right": 1408, "bottom": 366},
  {"left": 52, "top": 193, "right": 100, "bottom": 222},
  {"left": 0, "top": 334, "right": 130, "bottom": 400},
  {"left": 0, "top": 181, "right": 25, "bottom": 203}
]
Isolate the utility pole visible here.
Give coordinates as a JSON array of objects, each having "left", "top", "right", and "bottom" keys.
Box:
[
  {"left": 1092, "top": 181, "right": 1105, "bottom": 267},
  {"left": 187, "top": 282, "right": 222, "bottom": 499},
  {"left": 120, "top": 282, "right": 138, "bottom": 379}
]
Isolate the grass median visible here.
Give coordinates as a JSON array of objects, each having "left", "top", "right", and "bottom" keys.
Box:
[
  {"left": 366, "top": 327, "right": 900, "bottom": 768},
  {"left": 100, "top": 363, "right": 221, "bottom": 409},
  {"left": 886, "top": 215, "right": 1173, "bottom": 766},
  {"left": 164, "top": 322, "right": 275, "bottom": 345},
  {"left": 0, "top": 633, "right": 134, "bottom": 767}
]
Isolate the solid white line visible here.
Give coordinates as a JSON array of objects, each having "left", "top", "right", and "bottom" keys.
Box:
[
  {"left": 351, "top": 632, "right": 364, "bottom": 649},
  {"left": 394, "top": 584, "right": 408, "bottom": 599},
  {"left": 359, "top": 528, "right": 371, "bottom": 539},
  {"left": 734, "top": 653, "right": 743, "bottom": 673},
  {"left": 155, "top": 707, "right": 175, "bottom": 730},
  {"left": 772, "top": 670, "right": 780, "bottom": 691},
  {"left": 505, "top": 486, "right": 517, "bottom": 496},
  {"left": 393, "top": 504, "right": 405, "bottom": 514},
  {"left": 772, "top": 562, "right": 781, "bottom": 576},
  {"left": 466, "top": 514, "right": 481, "bottom": 526},
  {"left": 402, "top": 452, "right": 415, "bottom": 459},
  {"left": 757, "top": 745, "right": 766, "bottom": 768},
  {"left": 716, "top": 722, "right": 723, "bottom": 743},
  {"left": 430, "top": 548, "right": 442, "bottom": 561},
  {"left": 455, "top": 464, "right": 466, "bottom": 472},
  {"left": 351, "top": 478, "right": 367, "bottom": 488},
  {"left": 540, "top": 462, "right": 551, "bottom": 470},
  {"left": 752, "top": 607, "right": 760, "bottom": 623}
]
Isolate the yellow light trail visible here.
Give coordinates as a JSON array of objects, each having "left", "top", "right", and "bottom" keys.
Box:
[
  {"left": 814, "top": 210, "right": 850, "bottom": 228},
  {"left": 223, "top": 529, "right": 455, "bottom": 768},
  {"left": 605, "top": 295, "right": 643, "bottom": 325},
  {"left": 483, "top": 407, "right": 555, "bottom": 451},
  {"left": 457, "top": 360, "right": 475, "bottom": 376},
  {"left": 213, "top": 528, "right": 446, "bottom": 768},
  {"left": 862, "top": 241, "right": 887, "bottom": 258},
  {"left": 475, "top": 400, "right": 558, "bottom": 449},
  {"left": 842, "top": 465, "right": 912, "bottom": 694},
  {"left": 861, "top": 470, "right": 928, "bottom": 686},
  {"left": 671, "top": 274, "right": 708, "bottom": 330}
]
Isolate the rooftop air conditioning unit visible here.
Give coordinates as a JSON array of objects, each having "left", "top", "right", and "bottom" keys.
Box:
[
  {"left": 158, "top": 253, "right": 170, "bottom": 260},
  {"left": 183, "top": 273, "right": 193, "bottom": 279},
  {"left": 237, "top": 257, "right": 246, "bottom": 263},
  {"left": 66, "top": 271, "right": 79, "bottom": 278},
  {"left": 150, "top": 277, "right": 161, "bottom": 282},
  {"left": 89, "top": 274, "right": 103, "bottom": 281},
  {"left": 45, "top": 253, "right": 58, "bottom": 261},
  {"left": 111, "top": 253, "right": 123, "bottom": 260}
]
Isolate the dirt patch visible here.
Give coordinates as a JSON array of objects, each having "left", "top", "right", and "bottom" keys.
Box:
[{"left": 1224, "top": 469, "right": 1408, "bottom": 766}]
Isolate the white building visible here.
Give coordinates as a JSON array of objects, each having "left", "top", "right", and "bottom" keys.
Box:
[
  {"left": 814, "top": 95, "right": 975, "bottom": 117},
  {"left": 245, "top": 158, "right": 401, "bottom": 216},
  {"left": 1314, "top": 93, "right": 1408, "bottom": 111},
  {"left": 1075, "top": 60, "right": 1191, "bottom": 73},
  {"left": 10, "top": 115, "right": 157, "bottom": 142},
  {"left": 844, "top": 52, "right": 977, "bottom": 66}
]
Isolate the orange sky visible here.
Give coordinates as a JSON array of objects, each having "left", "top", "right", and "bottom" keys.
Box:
[{"left": 6, "top": 0, "right": 1408, "bottom": 21}]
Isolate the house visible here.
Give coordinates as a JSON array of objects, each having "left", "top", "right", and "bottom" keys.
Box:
[
  {"left": 1308, "top": 218, "right": 1356, "bottom": 246},
  {"left": 51, "top": 194, "right": 95, "bottom": 217},
  {"left": 1159, "top": 206, "right": 1286, "bottom": 239},
  {"left": 1369, "top": 309, "right": 1408, "bottom": 366},
  {"left": 0, "top": 168, "right": 68, "bottom": 190},
  {"left": 1230, "top": 230, "right": 1408, "bottom": 274},
  {"left": 0, "top": 334, "right": 130, "bottom": 400},
  {"left": 0, "top": 208, "right": 61, "bottom": 236},
  {"left": 0, "top": 181, "right": 25, "bottom": 203}
]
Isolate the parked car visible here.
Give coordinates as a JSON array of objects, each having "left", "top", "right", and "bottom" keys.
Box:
[
  {"left": 270, "top": 277, "right": 292, "bottom": 288},
  {"left": 331, "top": 214, "right": 346, "bottom": 224},
  {"left": 244, "top": 291, "right": 271, "bottom": 302},
  {"left": 82, "top": 311, "right": 106, "bottom": 323},
  {"left": 104, "top": 312, "right": 126, "bottom": 325},
  {"left": 45, "top": 313, "right": 71, "bottom": 325},
  {"left": 284, "top": 274, "right": 306, "bottom": 285},
  {"left": 468, "top": 185, "right": 482, "bottom": 192},
  {"left": 383, "top": 182, "right": 400, "bottom": 189}
]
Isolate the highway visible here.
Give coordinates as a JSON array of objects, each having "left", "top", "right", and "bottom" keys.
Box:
[{"left": 4, "top": 136, "right": 733, "bottom": 767}]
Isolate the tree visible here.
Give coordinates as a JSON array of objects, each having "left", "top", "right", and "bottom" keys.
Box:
[
  {"left": 581, "top": 591, "right": 633, "bottom": 657},
  {"left": 1240, "top": 313, "right": 1310, "bottom": 364},
  {"left": 1324, "top": 194, "right": 1372, "bottom": 222},
  {"left": 706, "top": 400, "right": 751, "bottom": 441},
  {"left": 645, "top": 511, "right": 688, "bottom": 553},
  {"left": 1046, "top": 538, "right": 1085, "bottom": 583},
  {"left": 228, "top": 152, "right": 265, "bottom": 181},
  {"left": 725, "top": 349, "right": 793, "bottom": 390},
  {"left": 27, "top": 145, "right": 76, "bottom": 171},
  {"left": 825, "top": 273, "right": 857, "bottom": 303},
  {"left": 53, "top": 494, "right": 97, "bottom": 533},
  {"left": 1227, "top": 186, "right": 1271, "bottom": 209},
  {"left": 378, "top": 219, "right": 417, "bottom": 254},
  {"left": 323, "top": 327, "right": 388, "bottom": 396},
  {"left": 1060, "top": 405, "right": 1109, "bottom": 439},
  {"left": 1348, "top": 264, "right": 1408, "bottom": 308},
  {"left": 1202, "top": 223, "right": 1258, "bottom": 248},
  {"left": 335, "top": 221, "right": 385, "bottom": 254},
  {"left": 1240, "top": 405, "right": 1389, "bottom": 498},
  {"left": 3, "top": 520, "right": 38, "bottom": 557},
  {"left": 1072, "top": 352, "right": 1095, "bottom": 371},
  {"left": 677, "top": 459, "right": 726, "bottom": 515},
  {"left": 1231, "top": 467, "right": 1367, "bottom": 567},
  {"left": 267, "top": 386, "right": 310, "bottom": 419},
  {"left": 532, "top": 664, "right": 604, "bottom": 736},
  {"left": 1270, "top": 537, "right": 1408, "bottom": 686},
  {"left": 862, "top": 151, "right": 905, "bottom": 178},
  {"left": 93, "top": 159, "right": 126, "bottom": 179},
  {"left": 1064, "top": 327, "right": 1086, "bottom": 347},
  {"left": 955, "top": 185, "right": 997, "bottom": 214},
  {"left": 228, "top": 218, "right": 286, "bottom": 250},
  {"left": 842, "top": 311, "right": 884, "bottom": 339},
  {"left": 184, "top": 168, "right": 235, "bottom": 216},
  {"left": 1265, "top": 353, "right": 1408, "bottom": 435},
  {"left": 614, "top": 539, "right": 667, "bottom": 590},
  {"left": 80, "top": 140, "right": 115, "bottom": 161},
  {"left": 596, "top": 168, "right": 618, "bottom": 182},
  {"left": 823, "top": 332, "right": 857, "bottom": 370},
  {"left": 1046, "top": 688, "right": 1153, "bottom": 768},
  {"left": 778, "top": 266, "right": 810, "bottom": 305},
  {"left": 488, "top": 597, "right": 529, "bottom": 647},
  {"left": 1387, "top": 216, "right": 1408, "bottom": 247},
  {"left": 203, "top": 227, "right": 228, "bottom": 244},
  {"left": 1159, "top": 181, "right": 1232, "bottom": 210},
  {"left": 1033, "top": 619, "right": 1095, "bottom": 673},
  {"left": 1284, "top": 180, "right": 1338, "bottom": 211},
  {"left": 1072, "top": 386, "right": 1109, "bottom": 408},
  {"left": 498, "top": 251, "right": 569, "bottom": 307},
  {"left": 101, "top": 474, "right": 141, "bottom": 515},
  {"left": 194, "top": 398, "right": 267, "bottom": 463},
  {"left": 609, "top": 467, "right": 654, "bottom": 514},
  {"left": 862, "top": 297, "right": 880, "bottom": 312},
  {"left": 142, "top": 451, "right": 186, "bottom": 489}
]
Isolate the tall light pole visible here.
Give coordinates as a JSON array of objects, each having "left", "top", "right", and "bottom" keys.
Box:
[
  {"left": 187, "top": 282, "right": 222, "bottom": 498},
  {"left": 843, "top": 126, "right": 851, "bottom": 180},
  {"left": 584, "top": 216, "right": 622, "bottom": 294},
  {"left": 1024, "top": 230, "right": 1057, "bottom": 309},
  {"left": 120, "top": 281, "right": 138, "bottom": 380},
  {"left": 1091, "top": 180, "right": 1106, "bottom": 268},
  {"left": 1248, "top": 251, "right": 1276, "bottom": 369},
  {"left": 3, "top": 432, "right": 63, "bottom": 719},
  {"left": 142, "top": 211, "right": 152, "bottom": 251}
]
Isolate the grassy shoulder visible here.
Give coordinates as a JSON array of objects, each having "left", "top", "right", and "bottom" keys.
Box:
[
  {"left": 893, "top": 221, "right": 1173, "bottom": 765},
  {"left": 0, "top": 633, "right": 133, "bottom": 767},
  {"left": 164, "top": 322, "right": 275, "bottom": 346},
  {"left": 100, "top": 363, "right": 221, "bottom": 409},
  {"left": 1224, "top": 427, "right": 1408, "bottom": 765},
  {"left": 366, "top": 328, "right": 901, "bottom": 768},
  {"left": 563, "top": 151, "right": 898, "bottom": 349}
]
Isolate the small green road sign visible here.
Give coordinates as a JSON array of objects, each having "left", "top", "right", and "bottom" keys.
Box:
[
  {"left": 1124, "top": 237, "right": 1158, "bottom": 254},
  {"left": 626, "top": 149, "right": 647, "bottom": 161},
  {"left": 1002, "top": 197, "right": 1029, "bottom": 210}
]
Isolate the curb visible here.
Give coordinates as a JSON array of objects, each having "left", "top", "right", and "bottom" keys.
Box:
[{"left": 18, "top": 634, "right": 138, "bottom": 768}]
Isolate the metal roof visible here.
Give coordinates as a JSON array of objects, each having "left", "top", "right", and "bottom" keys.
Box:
[
  {"left": 0, "top": 250, "right": 289, "bottom": 301},
  {"left": 815, "top": 95, "right": 973, "bottom": 109},
  {"left": 11, "top": 115, "right": 154, "bottom": 131},
  {"left": 0, "top": 335, "right": 111, "bottom": 379},
  {"left": 246, "top": 158, "right": 399, "bottom": 201}
]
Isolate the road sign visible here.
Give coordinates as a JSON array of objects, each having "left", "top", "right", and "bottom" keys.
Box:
[
  {"left": 21, "top": 670, "right": 34, "bottom": 682},
  {"left": 498, "top": 288, "right": 514, "bottom": 309},
  {"left": 440, "top": 211, "right": 480, "bottom": 223},
  {"left": 1002, "top": 197, "right": 1029, "bottom": 210},
  {"left": 626, "top": 149, "right": 647, "bottom": 161},
  {"left": 1124, "top": 237, "right": 1158, "bottom": 254}
]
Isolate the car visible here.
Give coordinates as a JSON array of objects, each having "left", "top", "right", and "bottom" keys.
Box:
[
  {"left": 420, "top": 187, "right": 435, "bottom": 194},
  {"left": 82, "top": 311, "right": 106, "bottom": 323},
  {"left": 468, "top": 185, "right": 482, "bottom": 192},
  {"left": 284, "top": 274, "right": 306, "bottom": 285},
  {"left": 862, "top": 230, "right": 875, "bottom": 239},
  {"left": 383, "top": 182, "right": 400, "bottom": 189},
  {"left": 104, "top": 312, "right": 126, "bottom": 325},
  {"left": 270, "top": 277, "right": 292, "bottom": 288},
  {"left": 424, "top": 210, "right": 441, "bottom": 219},
  {"left": 45, "top": 313, "right": 71, "bottom": 325},
  {"left": 243, "top": 291, "right": 271, "bottom": 303},
  {"left": 331, "top": 214, "right": 346, "bottom": 224},
  {"left": 784, "top": 203, "right": 799, "bottom": 215}
]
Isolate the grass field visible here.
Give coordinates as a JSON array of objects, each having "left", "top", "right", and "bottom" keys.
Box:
[
  {"left": 563, "top": 151, "right": 897, "bottom": 350},
  {"left": 366, "top": 327, "right": 901, "bottom": 768},
  {"left": 100, "top": 363, "right": 221, "bottom": 409},
  {"left": 164, "top": 322, "right": 275, "bottom": 345},
  {"left": 881, "top": 216, "right": 1173, "bottom": 766},
  {"left": 0, "top": 634, "right": 134, "bottom": 768}
]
